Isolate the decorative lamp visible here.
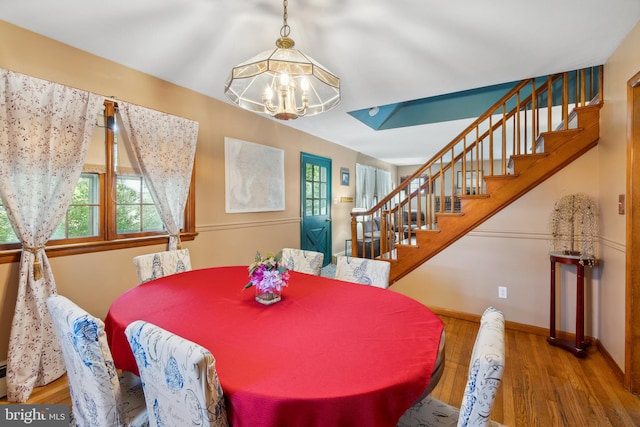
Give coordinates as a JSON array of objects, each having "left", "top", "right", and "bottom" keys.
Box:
[{"left": 224, "top": 0, "right": 340, "bottom": 120}]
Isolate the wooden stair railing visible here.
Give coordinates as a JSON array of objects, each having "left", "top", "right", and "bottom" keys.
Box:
[{"left": 349, "top": 66, "right": 603, "bottom": 283}]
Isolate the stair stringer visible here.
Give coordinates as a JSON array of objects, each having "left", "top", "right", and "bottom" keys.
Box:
[{"left": 389, "top": 104, "right": 601, "bottom": 284}]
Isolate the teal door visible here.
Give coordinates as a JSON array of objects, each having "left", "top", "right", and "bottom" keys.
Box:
[{"left": 300, "top": 153, "right": 332, "bottom": 267}]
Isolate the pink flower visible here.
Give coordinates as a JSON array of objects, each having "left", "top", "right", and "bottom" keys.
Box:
[{"left": 245, "top": 251, "right": 290, "bottom": 292}]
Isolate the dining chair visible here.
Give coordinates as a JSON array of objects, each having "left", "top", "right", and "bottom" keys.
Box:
[
  {"left": 124, "top": 320, "right": 229, "bottom": 427},
  {"left": 132, "top": 248, "right": 192, "bottom": 284},
  {"left": 282, "top": 247, "right": 324, "bottom": 276},
  {"left": 334, "top": 255, "right": 391, "bottom": 288},
  {"left": 397, "top": 306, "right": 506, "bottom": 427},
  {"left": 46, "top": 294, "right": 149, "bottom": 427}
]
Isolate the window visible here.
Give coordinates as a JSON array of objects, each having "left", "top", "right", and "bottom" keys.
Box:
[
  {"left": 51, "top": 173, "right": 101, "bottom": 240},
  {"left": 116, "top": 175, "right": 163, "bottom": 234},
  {"left": 0, "top": 201, "right": 18, "bottom": 244},
  {"left": 409, "top": 177, "right": 426, "bottom": 194},
  {"left": 304, "top": 164, "right": 328, "bottom": 216},
  {"left": 0, "top": 100, "right": 196, "bottom": 263}
]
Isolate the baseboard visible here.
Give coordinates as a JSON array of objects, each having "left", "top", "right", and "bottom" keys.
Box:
[
  {"left": 429, "top": 305, "right": 598, "bottom": 351},
  {"left": 596, "top": 339, "right": 625, "bottom": 384}
]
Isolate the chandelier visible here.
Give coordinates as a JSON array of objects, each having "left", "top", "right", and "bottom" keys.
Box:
[{"left": 224, "top": 0, "right": 341, "bottom": 120}]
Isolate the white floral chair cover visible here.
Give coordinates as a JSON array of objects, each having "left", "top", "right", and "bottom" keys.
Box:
[
  {"left": 397, "top": 307, "right": 506, "bottom": 427},
  {"left": 132, "top": 249, "right": 192, "bottom": 284},
  {"left": 45, "top": 295, "right": 149, "bottom": 427},
  {"left": 124, "top": 320, "right": 229, "bottom": 427},
  {"left": 334, "top": 256, "right": 391, "bottom": 288},
  {"left": 282, "top": 248, "right": 324, "bottom": 276}
]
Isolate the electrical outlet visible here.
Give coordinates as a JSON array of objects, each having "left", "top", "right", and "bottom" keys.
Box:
[{"left": 498, "top": 286, "right": 507, "bottom": 299}]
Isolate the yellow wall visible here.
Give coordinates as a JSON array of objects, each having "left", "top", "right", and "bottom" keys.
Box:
[{"left": 0, "top": 20, "right": 395, "bottom": 362}]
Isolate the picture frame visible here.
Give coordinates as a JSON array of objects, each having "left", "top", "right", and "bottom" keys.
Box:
[
  {"left": 341, "top": 167, "right": 350, "bottom": 186},
  {"left": 224, "top": 137, "right": 285, "bottom": 213}
]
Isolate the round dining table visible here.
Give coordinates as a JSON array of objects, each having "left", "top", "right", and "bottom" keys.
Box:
[{"left": 104, "top": 266, "right": 445, "bottom": 427}]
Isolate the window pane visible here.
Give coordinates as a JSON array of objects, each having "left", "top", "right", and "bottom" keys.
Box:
[
  {"left": 51, "top": 219, "right": 66, "bottom": 240},
  {"left": 320, "top": 167, "right": 326, "bottom": 182},
  {"left": 141, "top": 182, "right": 155, "bottom": 204},
  {"left": 49, "top": 173, "right": 100, "bottom": 241},
  {"left": 117, "top": 205, "right": 141, "bottom": 233},
  {"left": 142, "top": 205, "right": 163, "bottom": 231},
  {"left": 116, "top": 175, "right": 165, "bottom": 234},
  {"left": 0, "top": 205, "right": 18, "bottom": 243},
  {"left": 67, "top": 206, "right": 94, "bottom": 237},
  {"left": 305, "top": 199, "right": 313, "bottom": 216},
  {"left": 72, "top": 175, "right": 98, "bottom": 204},
  {"left": 117, "top": 177, "right": 141, "bottom": 203},
  {"left": 320, "top": 199, "right": 327, "bottom": 215}
]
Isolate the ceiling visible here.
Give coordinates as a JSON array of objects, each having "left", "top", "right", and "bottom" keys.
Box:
[{"left": 2, "top": 1, "right": 639, "bottom": 166}]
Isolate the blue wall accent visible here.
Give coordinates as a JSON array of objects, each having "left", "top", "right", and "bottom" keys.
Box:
[{"left": 348, "top": 68, "right": 600, "bottom": 131}]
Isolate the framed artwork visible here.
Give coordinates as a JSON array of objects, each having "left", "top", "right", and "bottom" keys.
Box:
[
  {"left": 341, "top": 167, "right": 350, "bottom": 186},
  {"left": 224, "top": 137, "right": 285, "bottom": 213}
]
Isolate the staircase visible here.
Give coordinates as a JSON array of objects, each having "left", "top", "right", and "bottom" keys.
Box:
[{"left": 349, "top": 66, "right": 603, "bottom": 284}]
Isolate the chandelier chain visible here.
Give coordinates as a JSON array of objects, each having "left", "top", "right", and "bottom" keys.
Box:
[{"left": 280, "top": 0, "right": 290, "bottom": 38}]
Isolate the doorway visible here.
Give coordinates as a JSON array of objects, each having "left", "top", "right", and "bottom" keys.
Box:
[
  {"left": 300, "top": 153, "right": 332, "bottom": 267},
  {"left": 626, "top": 70, "right": 640, "bottom": 392}
]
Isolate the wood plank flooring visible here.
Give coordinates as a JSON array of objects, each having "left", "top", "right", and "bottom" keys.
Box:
[
  {"left": 2, "top": 314, "right": 640, "bottom": 426},
  {"left": 432, "top": 315, "right": 640, "bottom": 426}
]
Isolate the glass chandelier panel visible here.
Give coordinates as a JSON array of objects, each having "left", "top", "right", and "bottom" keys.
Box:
[{"left": 224, "top": 0, "right": 340, "bottom": 120}]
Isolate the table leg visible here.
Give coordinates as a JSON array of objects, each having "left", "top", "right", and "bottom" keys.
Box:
[
  {"left": 549, "top": 259, "right": 556, "bottom": 340},
  {"left": 575, "top": 263, "right": 586, "bottom": 356}
]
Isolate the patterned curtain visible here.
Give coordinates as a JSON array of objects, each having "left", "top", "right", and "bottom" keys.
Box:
[
  {"left": 0, "top": 70, "right": 103, "bottom": 402},
  {"left": 118, "top": 102, "right": 198, "bottom": 250}
]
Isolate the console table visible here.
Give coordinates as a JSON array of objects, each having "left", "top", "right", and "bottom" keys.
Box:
[{"left": 547, "top": 252, "right": 597, "bottom": 358}]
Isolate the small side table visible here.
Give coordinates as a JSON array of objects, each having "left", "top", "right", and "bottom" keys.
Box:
[{"left": 547, "top": 252, "right": 597, "bottom": 358}]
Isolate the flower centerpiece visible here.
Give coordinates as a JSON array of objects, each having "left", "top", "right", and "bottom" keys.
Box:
[{"left": 244, "top": 251, "right": 290, "bottom": 305}]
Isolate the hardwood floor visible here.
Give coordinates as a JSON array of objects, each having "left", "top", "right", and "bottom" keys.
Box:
[
  {"left": 433, "top": 315, "right": 640, "bottom": 426},
  {"left": 2, "top": 314, "right": 640, "bottom": 426}
]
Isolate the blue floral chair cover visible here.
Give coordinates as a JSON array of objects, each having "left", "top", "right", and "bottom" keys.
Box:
[
  {"left": 334, "top": 255, "right": 391, "bottom": 288},
  {"left": 124, "top": 320, "right": 229, "bottom": 427},
  {"left": 132, "top": 249, "right": 192, "bottom": 284},
  {"left": 46, "top": 295, "right": 149, "bottom": 427},
  {"left": 397, "top": 307, "right": 506, "bottom": 427},
  {"left": 282, "top": 248, "right": 324, "bottom": 276}
]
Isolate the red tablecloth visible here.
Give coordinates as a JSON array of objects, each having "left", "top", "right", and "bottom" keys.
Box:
[{"left": 104, "top": 266, "right": 444, "bottom": 427}]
